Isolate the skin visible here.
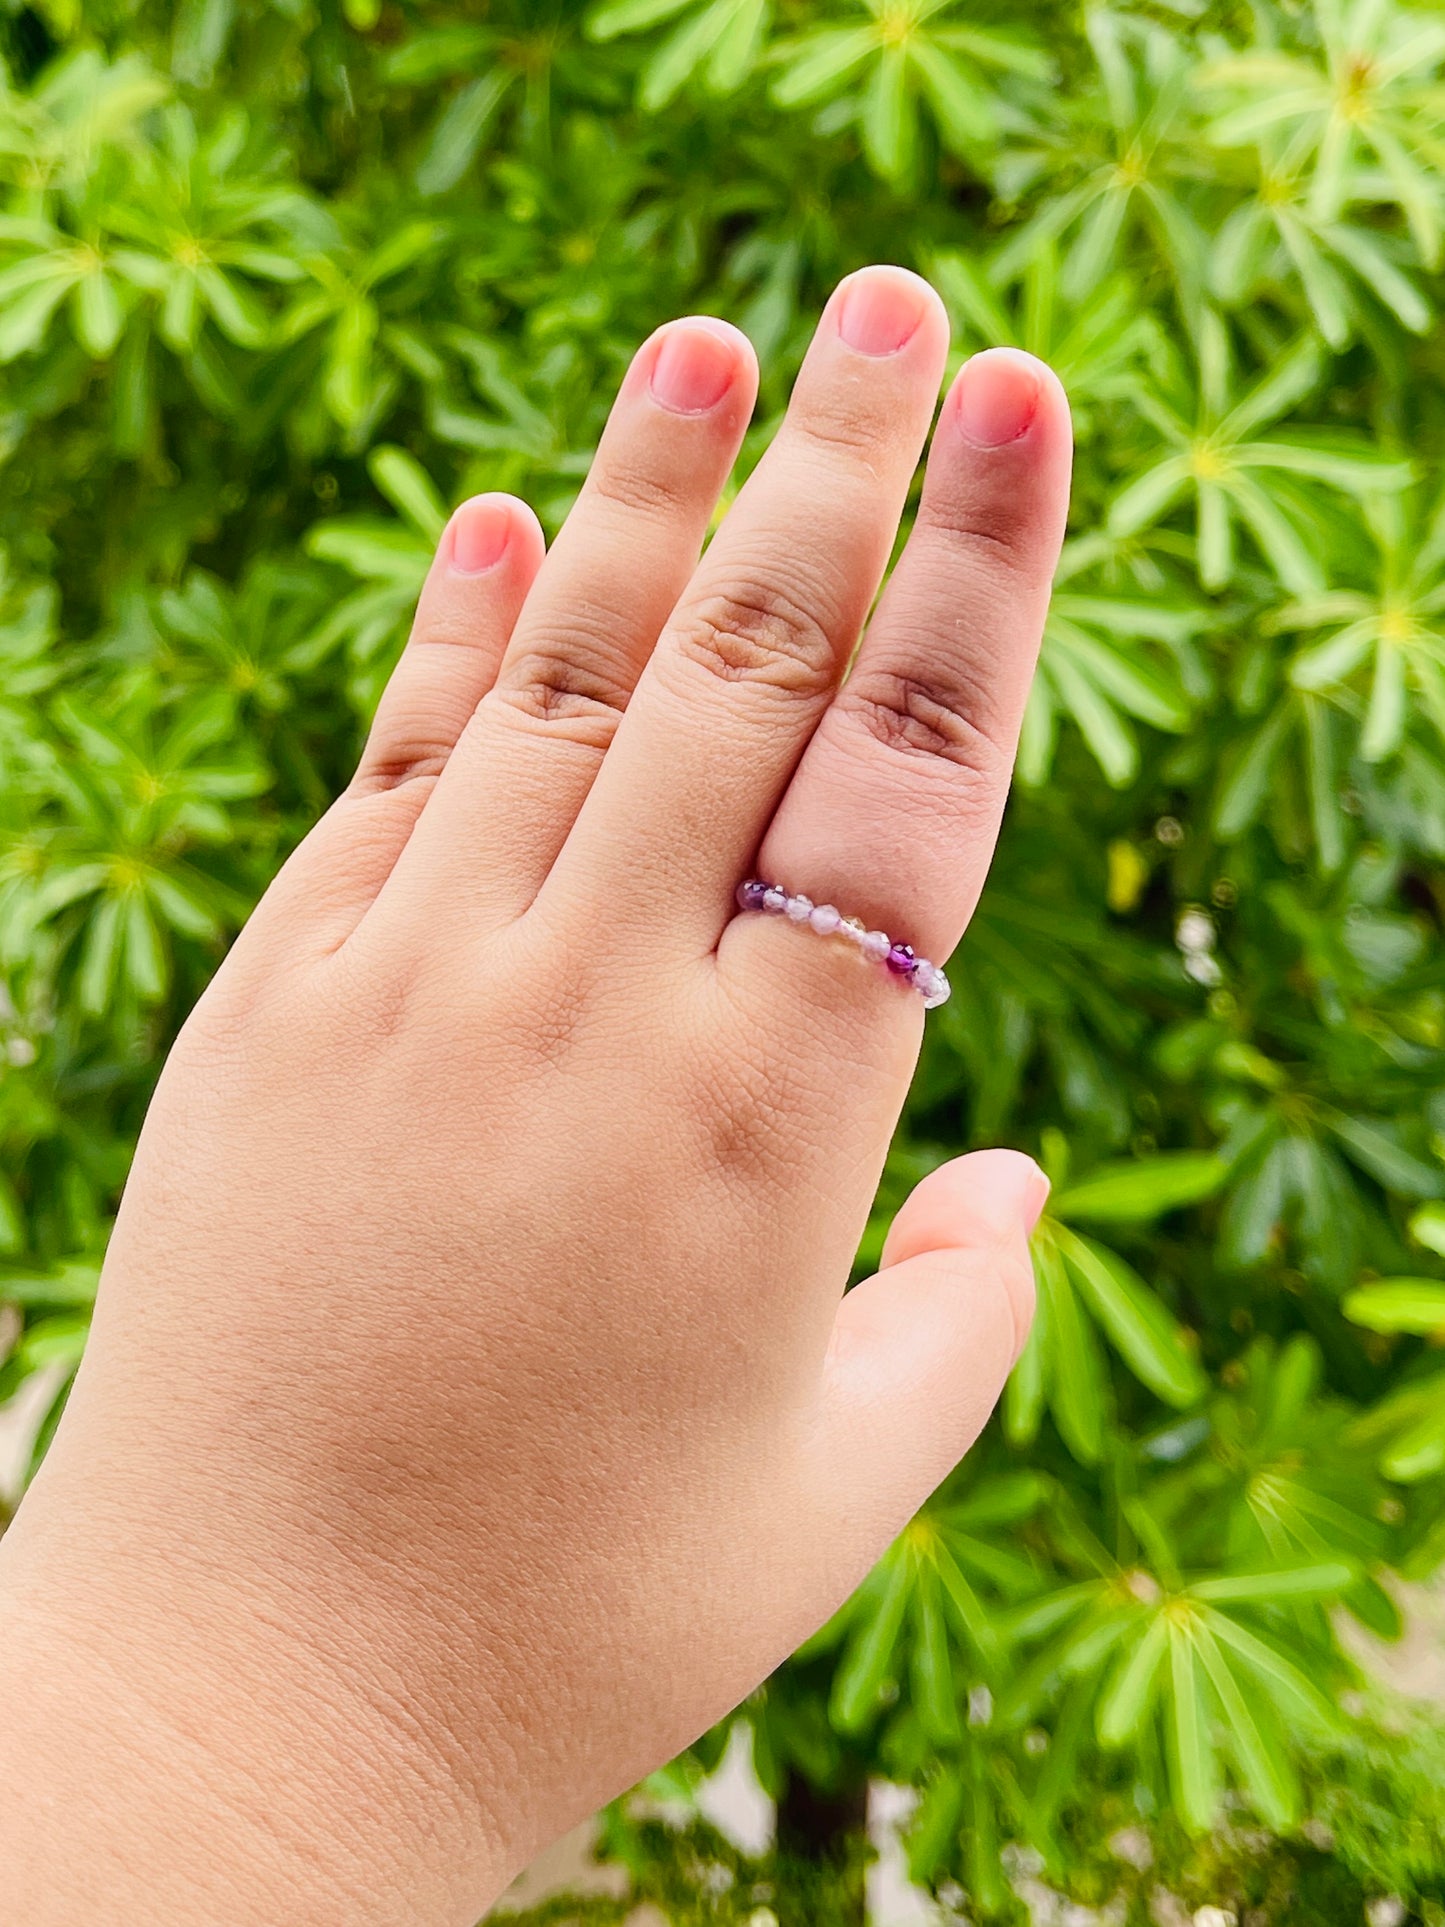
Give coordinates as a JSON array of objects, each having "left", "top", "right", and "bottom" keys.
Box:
[{"left": 0, "top": 266, "right": 1071, "bottom": 1926}]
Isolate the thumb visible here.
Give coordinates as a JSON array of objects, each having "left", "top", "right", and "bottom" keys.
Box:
[{"left": 807, "top": 1150, "right": 1046, "bottom": 1568}]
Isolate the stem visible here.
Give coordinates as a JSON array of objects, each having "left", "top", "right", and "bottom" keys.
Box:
[{"left": 776, "top": 1770, "right": 869, "bottom": 1925}]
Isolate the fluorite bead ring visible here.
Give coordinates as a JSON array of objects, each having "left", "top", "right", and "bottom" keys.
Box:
[{"left": 734, "top": 879, "right": 951, "bottom": 1009}]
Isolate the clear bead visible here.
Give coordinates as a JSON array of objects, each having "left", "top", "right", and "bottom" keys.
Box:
[
  {"left": 785, "top": 893, "right": 814, "bottom": 922},
  {"left": 915, "top": 963, "right": 951, "bottom": 1009}
]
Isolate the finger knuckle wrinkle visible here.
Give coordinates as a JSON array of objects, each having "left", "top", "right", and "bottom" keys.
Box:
[
  {"left": 588, "top": 462, "right": 686, "bottom": 522},
  {"left": 675, "top": 581, "right": 837, "bottom": 697},
  {"left": 500, "top": 642, "right": 634, "bottom": 731},
  {"left": 918, "top": 501, "right": 1032, "bottom": 575},
  {"left": 352, "top": 748, "right": 450, "bottom": 794},
  {"left": 798, "top": 395, "right": 889, "bottom": 461},
  {"left": 845, "top": 668, "right": 1006, "bottom": 775}
]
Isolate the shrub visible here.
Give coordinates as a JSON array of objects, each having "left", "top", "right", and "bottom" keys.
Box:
[{"left": 1, "top": 0, "right": 1444, "bottom": 1918}]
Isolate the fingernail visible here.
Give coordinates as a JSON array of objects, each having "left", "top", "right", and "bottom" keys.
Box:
[
  {"left": 837, "top": 268, "right": 931, "bottom": 357},
  {"left": 649, "top": 321, "right": 738, "bottom": 414},
  {"left": 954, "top": 349, "right": 1042, "bottom": 448},
  {"left": 1022, "top": 1163, "right": 1050, "bottom": 1233},
  {"left": 449, "top": 496, "right": 512, "bottom": 574}
]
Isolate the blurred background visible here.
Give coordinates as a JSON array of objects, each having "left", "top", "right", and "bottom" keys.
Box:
[{"left": 1, "top": 0, "right": 1445, "bottom": 1921}]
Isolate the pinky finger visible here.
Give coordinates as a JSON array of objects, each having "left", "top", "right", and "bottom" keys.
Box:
[
  {"left": 352, "top": 492, "right": 546, "bottom": 798},
  {"left": 231, "top": 494, "right": 546, "bottom": 964}
]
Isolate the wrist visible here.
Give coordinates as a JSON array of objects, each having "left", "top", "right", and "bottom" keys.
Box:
[{"left": 0, "top": 1451, "right": 515, "bottom": 1926}]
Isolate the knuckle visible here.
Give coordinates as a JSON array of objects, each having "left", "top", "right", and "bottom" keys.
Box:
[
  {"left": 915, "top": 496, "right": 1036, "bottom": 577},
  {"left": 587, "top": 458, "right": 687, "bottom": 523},
  {"left": 673, "top": 577, "right": 837, "bottom": 698},
  {"left": 412, "top": 608, "right": 499, "bottom": 653},
  {"left": 796, "top": 395, "right": 884, "bottom": 460},
  {"left": 495, "top": 634, "right": 635, "bottom": 739},
  {"left": 841, "top": 665, "right": 1008, "bottom": 778},
  {"left": 351, "top": 743, "right": 450, "bottom": 794}
]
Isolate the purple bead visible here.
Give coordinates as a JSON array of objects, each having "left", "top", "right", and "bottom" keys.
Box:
[
  {"left": 886, "top": 942, "right": 917, "bottom": 977},
  {"left": 737, "top": 879, "right": 769, "bottom": 912}
]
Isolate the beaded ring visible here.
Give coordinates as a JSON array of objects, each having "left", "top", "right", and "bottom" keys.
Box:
[{"left": 735, "top": 879, "right": 951, "bottom": 1009}]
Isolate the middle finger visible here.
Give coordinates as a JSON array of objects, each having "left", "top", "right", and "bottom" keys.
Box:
[{"left": 537, "top": 266, "right": 950, "bottom": 950}]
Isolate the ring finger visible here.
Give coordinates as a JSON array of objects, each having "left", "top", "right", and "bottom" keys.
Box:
[{"left": 736, "top": 346, "right": 1072, "bottom": 993}]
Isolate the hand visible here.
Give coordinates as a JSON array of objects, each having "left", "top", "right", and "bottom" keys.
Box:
[{"left": 0, "top": 266, "right": 1070, "bottom": 1926}]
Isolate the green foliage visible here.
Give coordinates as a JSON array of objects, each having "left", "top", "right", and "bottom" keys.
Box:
[{"left": 1, "top": 0, "right": 1444, "bottom": 1916}]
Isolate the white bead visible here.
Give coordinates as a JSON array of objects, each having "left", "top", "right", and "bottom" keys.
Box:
[
  {"left": 762, "top": 887, "right": 787, "bottom": 913},
  {"left": 785, "top": 893, "right": 813, "bottom": 922},
  {"left": 809, "top": 904, "right": 841, "bottom": 935},
  {"left": 838, "top": 916, "right": 867, "bottom": 945},
  {"left": 862, "top": 929, "right": 891, "bottom": 962},
  {"left": 915, "top": 963, "right": 951, "bottom": 1009}
]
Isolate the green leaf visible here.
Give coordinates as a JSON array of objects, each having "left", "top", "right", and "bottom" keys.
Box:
[
  {"left": 831, "top": 1547, "right": 913, "bottom": 1733},
  {"left": 860, "top": 43, "right": 912, "bottom": 182},
  {"left": 1036, "top": 1234, "right": 1106, "bottom": 1463},
  {"left": 1167, "top": 1623, "right": 1219, "bottom": 1833},
  {"left": 911, "top": 1563, "right": 962, "bottom": 1743},
  {"left": 933, "top": 1543, "right": 1003, "bottom": 1668},
  {"left": 1362, "top": 641, "right": 1407, "bottom": 761},
  {"left": 588, "top": 0, "right": 694, "bottom": 37},
  {"left": 0, "top": 274, "right": 74, "bottom": 360},
  {"left": 1109, "top": 456, "right": 1191, "bottom": 537},
  {"left": 1189, "top": 1562, "right": 1354, "bottom": 1604},
  {"left": 1214, "top": 700, "right": 1291, "bottom": 839},
  {"left": 1344, "top": 1279, "right": 1445, "bottom": 1334},
  {"left": 77, "top": 896, "right": 123, "bottom": 1013},
  {"left": 15, "top": 1313, "right": 89, "bottom": 1373},
  {"left": 1045, "top": 646, "right": 1138, "bottom": 786},
  {"left": 1004, "top": 1251, "right": 1048, "bottom": 1447},
  {"left": 1202, "top": 1611, "right": 1339, "bottom": 1734},
  {"left": 1053, "top": 1154, "right": 1225, "bottom": 1224},
  {"left": 1096, "top": 1611, "right": 1167, "bottom": 1747},
  {"left": 367, "top": 447, "right": 448, "bottom": 543},
  {"left": 1193, "top": 1622, "right": 1298, "bottom": 1829},
  {"left": 642, "top": 4, "right": 736, "bottom": 112},
  {"left": 415, "top": 73, "right": 510, "bottom": 196},
  {"left": 1410, "top": 1203, "right": 1445, "bottom": 1258},
  {"left": 1055, "top": 1225, "right": 1208, "bottom": 1409},
  {"left": 770, "top": 28, "right": 874, "bottom": 106},
  {"left": 72, "top": 270, "right": 123, "bottom": 357},
  {"left": 1383, "top": 1398, "right": 1445, "bottom": 1483},
  {"left": 707, "top": 0, "right": 769, "bottom": 93},
  {"left": 1327, "top": 1114, "right": 1444, "bottom": 1199},
  {"left": 910, "top": 40, "right": 994, "bottom": 155}
]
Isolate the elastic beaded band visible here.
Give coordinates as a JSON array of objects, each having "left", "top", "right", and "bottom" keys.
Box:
[{"left": 735, "top": 879, "right": 951, "bottom": 1010}]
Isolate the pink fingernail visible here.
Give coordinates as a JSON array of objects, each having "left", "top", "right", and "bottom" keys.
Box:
[
  {"left": 954, "top": 349, "right": 1042, "bottom": 448},
  {"left": 449, "top": 497, "right": 512, "bottom": 573},
  {"left": 837, "top": 269, "right": 931, "bottom": 357},
  {"left": 1022, "top": 1164, "right": 1051, "bottom": 1233},
  {"left": 649, "top": 322, "right": 738, "bottom": 415}
]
